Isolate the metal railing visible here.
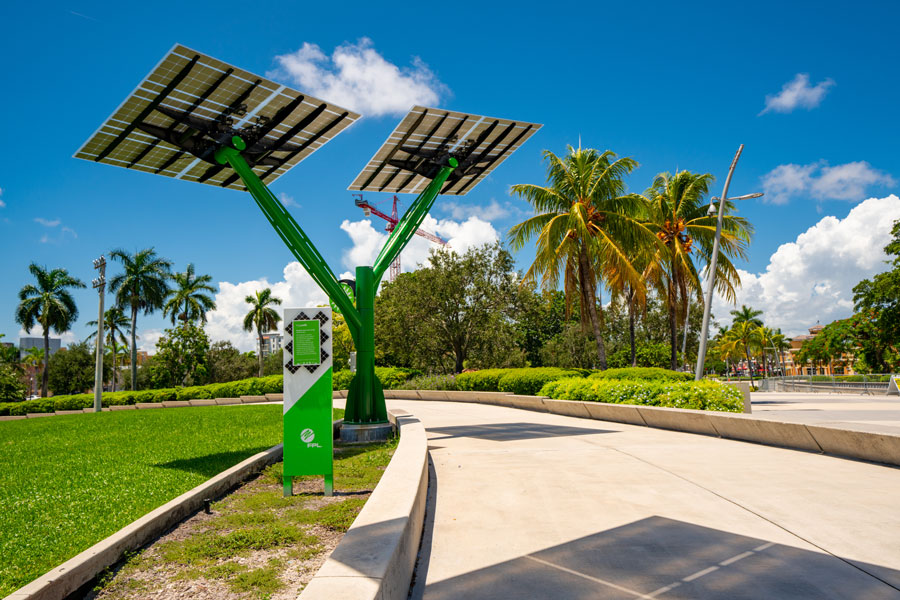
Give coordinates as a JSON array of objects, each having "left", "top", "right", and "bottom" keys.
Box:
[{"left": 764, "top": 374, "right": 897, "bottom": 395}]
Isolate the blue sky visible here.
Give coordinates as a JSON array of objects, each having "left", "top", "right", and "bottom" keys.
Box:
[{"left": 2, "top": 0, "right": 899, "bottom": 350}]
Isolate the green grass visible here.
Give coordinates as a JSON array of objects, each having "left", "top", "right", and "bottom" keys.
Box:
[{"left": 0, "top": 404, "right": 345, "bottom": 597}]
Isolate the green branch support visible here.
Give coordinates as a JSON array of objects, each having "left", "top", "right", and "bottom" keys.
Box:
[{"left": 215, "top": 137, "right": 457, "bottom": 424}]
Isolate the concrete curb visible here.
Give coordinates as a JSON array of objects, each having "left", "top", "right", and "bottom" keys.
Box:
[
  {"left": 382, "top": 390, "right": 900, "bottom": 468},
  {"left": 300, "top": 410, "right": 428, "bottom": 600},
  {"left": 4, "top": 444, "right": 285, "bottom": 600}
]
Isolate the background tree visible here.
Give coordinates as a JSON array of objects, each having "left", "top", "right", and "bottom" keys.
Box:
[
  {"left": 509, "top": 146, "right": 652, "bottom": 369},
  {"left": 331, "top": 311, "right": 355, "bottom": 371},
  {"left": 150, "top": 324, "right": 210, "bottom": 387},
  {"left": 644, "top": 171, "right": 752, "bottom": 369},
  {"left": 513, "top": 288, "right": 571, "bottom": 367},
  {"left": 721, "top": 321, "right": 762, "bottom": 384},
  {"left": 163, "top": 263, "right": 217, "bottom": 325},
  {"left": 206, "top": 340, "right": 257, "bottom": 383},
  {"left": 852, "top": 218, "right": 900, "bottom": 372},
  {"left": 47, "top": 342, "right": 100, "bottom": 395},
  {"left": 22, "top": 347, "right": 44, "bottom": 397},
  {"left": 243, "top": 289, "right": 282, "bottom": 378},
  {"left": 15, "top": 263, "right": 85, "bottom": 396},
  {"left": 376, "top": 244, "right": 521, "bottom": 373},
  {"left": 0, "top": 363, "right": 26, "bottom": 401},
  {"left": 730, "top": 304, "right": 764, "bottom": 327},
  {"left": 86, "top": 306, "right": 130, "bottom": 391},
  {"left": 109, "top": 248, "right": 172, "bottom": 390},
  {"left": 539, "top": 324, "right": 596, "bottom": 368}
]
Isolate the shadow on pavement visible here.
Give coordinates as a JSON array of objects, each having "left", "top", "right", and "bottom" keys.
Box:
[
  {"left": 420, "top": 516, "right": 900, "bottom": 599},
  {"left": 426, "top": 422, "right": 614, "bottom": 442}
]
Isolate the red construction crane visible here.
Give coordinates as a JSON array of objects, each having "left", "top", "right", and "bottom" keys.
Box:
[{"left": 353, "top": 194, "right": 448, "bottom": 282}]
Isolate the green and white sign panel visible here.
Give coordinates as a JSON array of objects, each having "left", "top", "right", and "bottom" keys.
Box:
[{"left": 283, "top": 307, "right": 333, "bottom": 496}]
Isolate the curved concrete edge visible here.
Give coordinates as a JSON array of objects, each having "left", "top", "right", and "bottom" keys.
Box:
[
  {"left": 381, "top": 390, "right": 900, "bottom": 468},
  {"left": 300, "top": 409, "right": 428, "bottom": 600},
  {"left": 4, "top": 444, "right": 286, "bottom": 600}
]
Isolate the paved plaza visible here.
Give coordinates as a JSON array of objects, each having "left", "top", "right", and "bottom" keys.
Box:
[
  {"left": 751, "top": 391, "right": 900, "bottom": 434},
  {"left": 372, "top": 399, "right": 900, "bottom": 599}
]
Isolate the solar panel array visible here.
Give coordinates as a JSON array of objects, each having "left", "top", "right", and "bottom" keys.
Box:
[
  {"left": 348, "top": 106, "right": 541, "bottom": 196},
  {"left": 75, "top": 44, "right": 359, "bottom": 190}
]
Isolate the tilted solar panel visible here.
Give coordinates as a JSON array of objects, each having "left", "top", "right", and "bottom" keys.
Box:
[
  {"left": 75, "top": 44, "right": 359, "bottom": 190},
  {"left": 348, "top": 106, "right": 541, "bottom": 196}
]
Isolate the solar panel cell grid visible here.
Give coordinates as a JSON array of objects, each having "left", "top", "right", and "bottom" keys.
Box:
[
  {"left": 348, "top": 106, "right": 540, "bottom": 196},
  {"left": 75, "top": 44, "right": 359, "bottom": 190}
]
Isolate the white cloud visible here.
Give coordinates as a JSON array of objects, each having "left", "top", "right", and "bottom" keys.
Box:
[
  {"left": 35, "top": 217, "right": 61, "bottom": 227},
  {"left": 137, "top": 328, "right": 164, "bottom": 354},
  {"left": 760, "top": 73, "right": 834, "bottom": 115},
  {"left": 279, "top": 192, "right": 301, "bottom": 208},
  {"left": 0, "top": 187, "right": 5, "bottom": 208},
  {"left": 339, "top": 214, "right": 499, "bottom": 273},
  {"left": 711, "top": 195, "right": 900, "bottom": 336},
  {"left": 269, "top": 38, "right": 447, "bottom": 117},
  {"left": 440, "top": 198, "right": 523, "bottom": 221},
  {"left": 761, "top": 161, "right": 894, "bottom": 204},
  {"left": 205, "top": 263, "right": 328, "bottom": 352}
]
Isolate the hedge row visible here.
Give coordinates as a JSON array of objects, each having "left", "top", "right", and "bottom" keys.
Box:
[
  {"left": 455, "top": 367, "right": 589, "bottom": 396},
  {"left": 587, "top": 367, "right": 691, "bottom": 382},
  {"left": 540, "top": 378, "right": 744, "bottom": 412},
  {"left": 0, "top": 367, "right": 423, "bottom": 417}
]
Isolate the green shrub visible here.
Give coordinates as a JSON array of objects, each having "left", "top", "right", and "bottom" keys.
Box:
[
  {"left": 176, "top": 386, "right": 211, "bottom": 401},
  {"left": 52, "top": 394, "right": 93, "bottom": 411},
  {"left": 456, "top": 369, "right": 515, "bottom": 392},
  {"left": 588, "top": 367, "right": 691, "bottom": 382},
  {"left": 261, "top": 375, "right": 283, "bottom": 394},
  {"left": 398, "top": 374, "right": 458, "bottom": 391},
  {"left": 539, "top": 378, "right": 743, "bottom": 412},
  {"left": 331, "top": 368, "right": 419, "bottom": 391},
  {"left": 498, "top": 368, "right": 584, "bottom": 396},
  {"left": 332, "top": 370, "right": 355, "bottom": 391}
]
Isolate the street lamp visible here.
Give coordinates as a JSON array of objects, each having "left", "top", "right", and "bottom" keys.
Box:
[
  {"left": 92, "top": 256, "right": 106, "bottom": 412},
  {"left": 694, "top": 145, "right": 764, "bottom": 381}
]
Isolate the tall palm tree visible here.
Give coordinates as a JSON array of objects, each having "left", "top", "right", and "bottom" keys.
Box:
[
  {"left": 730, "top": 304, "right": 764, "bottom": 326},
  {"left": 771, "top": 329, "right": 791, "bottom": 376},
  {"left": 725, "top": 321, "right": 763, "bottom": 385},
  {"left": 86, "top": 306, "right": 131, "bottom": 392},
  {"left": 109, "top": 248, "right": 172, "bottom": 391},
  {"left": 163, "top": 263, "right": 217, "bottom": 325},
  {"left": 243, "top": 288, "right": 282, "bottom": 378},
  {"left": 644, "top": 171, "right": 753, "bottom": 370},
  {"left": 509, "top": 146, "right": 653, "bottom": 369},
  {"left": 15, "top": 263, "right": 85, "bottom": 396}
]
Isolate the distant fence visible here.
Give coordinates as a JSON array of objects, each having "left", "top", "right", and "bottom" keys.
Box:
[{"left": 754, "top": 375, "right": 898, "bottom": 395}]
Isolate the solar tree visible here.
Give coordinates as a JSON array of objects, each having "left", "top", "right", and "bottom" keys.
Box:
[{"left": 76, "top": 44, "right": 541, "bottom": 432}]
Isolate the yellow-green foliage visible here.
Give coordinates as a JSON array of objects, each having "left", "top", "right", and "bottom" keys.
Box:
[{"left": 540, "top": 378, "right": 743, "bottom": 412}]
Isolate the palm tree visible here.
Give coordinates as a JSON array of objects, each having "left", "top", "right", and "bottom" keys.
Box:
[
  {"left": 771, "top": 329, "right": 791, "bottom": 376},
  {"left": 725, "top": 321, "right": 763, "bottom": 385},
  {"left": 509, "top": 146, "right": 653, "bottom": 369},
  {"left": 163, "top": 263, "right": 217, "bottom": 325},
  {"left": 243, "top": 288, "right": 282, "bottom": 377},
  {"left": 644, "top": 171, "right": 753, "bottom": 370},
  {"left": 15, "top": 264, "right": 86, "bottom": 396},
  {"left": 22, "top": 347, "right": 44, "bottom": 397},
  {"left": 731, "top": 304, "right": 764, "bottom": 327},
  {"left": 86, "top": 306, "right": 131, "bottom": 391},
  {"left": 109, "top": 248, "right": 173, "bottom": 391}
]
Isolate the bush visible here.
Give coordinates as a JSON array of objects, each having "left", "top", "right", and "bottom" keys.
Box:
[
  {"left": 331, "top": 367, "right": 419, "bottom": 391},
  {"left": 332, "top": 370, "right": 355, "bottom": 391},
  {"left": 588, "top": 367, "right": 692, "bottom": 382},
  {"left": 399, "top": 374, "right": 458, "bottom": 390},
  {"left": 498, "top": 368, "right": 585, "bottom": 396},
  {"left": 455, "top": 369, "right": 510, "bottom": 392},
  {"left": 539, "top": 378, "right": 743, "bottom": 412}
]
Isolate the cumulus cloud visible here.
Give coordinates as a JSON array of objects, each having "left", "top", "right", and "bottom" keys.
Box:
[
  {"left": 339, "top": 213, "right": 499, "bottom": 273},
  {"left": 269, "top": 38, "right": 447, "bottom": 117},
  {"left": 761, "top": 161, "right": 894, "bottom": 204},
  {"left": 137, "top": 329, "right": 164, "bottom": 354},
  {"left": 205, "top": 263, "right": 329, "bottom": 352},
  {"left": 710, "top": 195, "right": 900, "bottom": 336},
  {"left": 760, "top": 73, "right": 835, "bottom": 115}
]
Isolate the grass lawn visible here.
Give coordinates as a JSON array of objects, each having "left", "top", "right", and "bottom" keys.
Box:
[{"left": 0, "top": 404, "right": 344, "bottom": 597}]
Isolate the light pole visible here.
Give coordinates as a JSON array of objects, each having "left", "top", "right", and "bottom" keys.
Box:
[
  {"left": 92, "top": 256, "right": 106, "bottom": 412},
  {"left": 694, "top": 144, "right": 763, "bottom": 380}
]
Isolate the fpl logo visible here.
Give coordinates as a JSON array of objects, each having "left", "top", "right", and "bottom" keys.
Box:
[{"left": 301, "top": 428, "right": 320, "bottom": 448}]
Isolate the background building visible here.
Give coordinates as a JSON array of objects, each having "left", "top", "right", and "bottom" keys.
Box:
[
  {"left": 260, "top": 333, "right": 283, "bottom": 358},
  {"left": 19, "top": 337, "right": 61, "bottom": 358}
]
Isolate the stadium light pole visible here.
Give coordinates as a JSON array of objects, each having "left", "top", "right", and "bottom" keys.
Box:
[
  {"left": 92, "top": 256, "right": 106, "bottom": 412},
  {"left": 694, "top": 144, "right": 764, "bottom": 381}
]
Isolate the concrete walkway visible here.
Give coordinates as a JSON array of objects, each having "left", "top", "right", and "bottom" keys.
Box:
[
  {"left": 752, "top": 392, "right": 900, "bottom": 434},
  {"left": 385, "top": 399, "right": 900, "bottom": 600}
]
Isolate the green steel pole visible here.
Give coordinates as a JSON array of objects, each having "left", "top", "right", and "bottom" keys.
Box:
[
  {"left": 345, "top": 265, "right": 387, "bottom": 424},
  {"left": 372, "top": 159, "right": 457, "bottom": 286},
  {"left": 214, "top": 140, "right": 361, "bottom": 337}
]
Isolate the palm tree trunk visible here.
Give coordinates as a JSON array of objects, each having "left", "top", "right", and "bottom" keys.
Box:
[
  {"left": 41, "top": 326, "right": 50, "bottom": 397},
  {"left": 746, "top": 349, "right": 754, "bottom": 386},
  {"left": 578, "top": 248, "right": 607, "bottom": 369},
  {"left": 667, "top": 300, "right": 678, "bottom": 370},
  {"left": 257, "top": 328, "right": 264, "bottom": 378},
  {"left": 130, "top": 306, "right": 138, "bottom": 391},
  {"left": 111, "top": 337, "right": 117, "bottom": 393},
  {"left": 628, "top": 295, "right": 636, "bottom": 367}
]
